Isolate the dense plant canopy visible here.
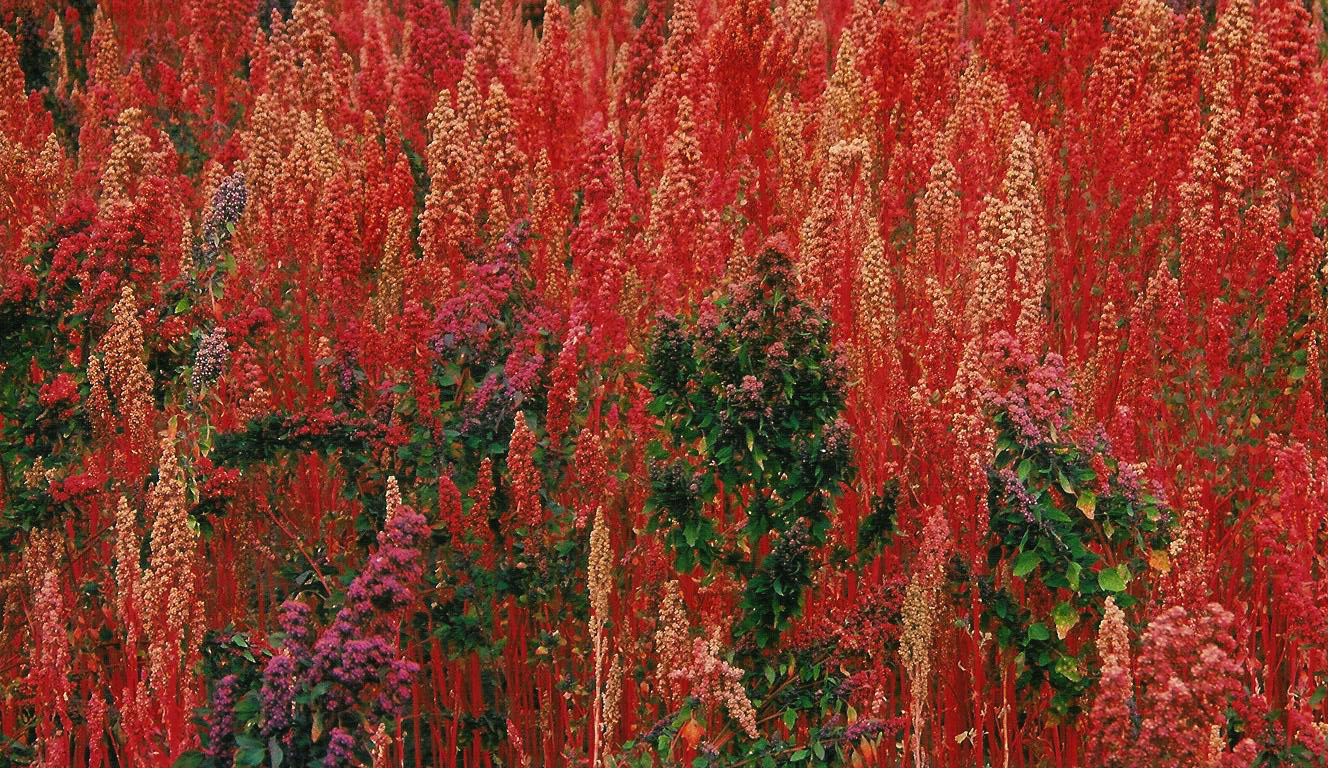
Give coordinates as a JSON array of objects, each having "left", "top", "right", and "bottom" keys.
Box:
[{"left": 3, "top": 0, "right": 1328, "bottom": 767}]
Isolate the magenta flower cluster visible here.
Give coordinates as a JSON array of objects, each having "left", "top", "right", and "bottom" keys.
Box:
[
  {"left": 246, "top": 504, "right": 428, "bottom": 765},
  {"left": 982, "top": 330, "right": 1077, "bottom": 444}
]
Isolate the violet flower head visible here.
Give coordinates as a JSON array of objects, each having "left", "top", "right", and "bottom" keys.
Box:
[
  {"left": 308, "top": 504, "right": 428, "bottom": 716},
  {"left": 338, "top": 503, "right": 427, "bottom": 624},
  {"left": 259, "top": 653, "right": 298, "bottom": 736},
  {"left": 998, "top": 467, "right": 1038, "bottom": 522},
  {"left": 1116, "top": 461, "right": 1148, "bottom": 503},
  {"left": 208, "top": 172, "right": 248, "bottom": 231},
  {"left": 200, "top": 172, "right": 248, "bottom": 264},
  {"left": 460, "top": 373, "right": 515, "bottom": 436},
  {"left": 323, "top": 727, "right": 357, "bottom": 768},
  {"left": 225, "top": 500, "right": 429, "bottom": 761},
  {"left": 731, "top": 375, "right": 765, "bottom": 420},
  {"left": 377, "top": 657, "right": 419, "bottom": 715},
  {"left": 843, "top": 717, "right": 895, "bottom": 743},
  {"left": 191, "top": 326, "right": 230, "bottom": 391},
  {"left": 822, "top": 417, "right": 855, "bottom": 469},
  {"left": 335, "top": 350, "right": 360, "bottom": 401},
  {"left": 334, "top": 636, "right": 394, "bottom": 688},
  {"left": 204, "top": 674, "right": 241, "bottom": 758},
  {"left": 278, "top": 599, "right": 315, "bottom": 658}
]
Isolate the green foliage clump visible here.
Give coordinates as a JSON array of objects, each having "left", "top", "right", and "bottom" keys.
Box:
[
  {"left": 645, "top": 246, "right": 854, "bottom": 647},
  {"left": 975, "top": 334, "right": 1173, "bottom": 716}
]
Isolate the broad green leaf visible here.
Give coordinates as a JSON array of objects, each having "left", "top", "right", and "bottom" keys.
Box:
[
  {"left": 1052, "top": 602, "right": 1078, "bottom": 639},
  {"left": 1012, "top": 551, "right": 1040, "bottom": 578},
  {"left": 1098, "top": 566, "right": 1126, "bottom": 593},
  {"left": 1057, "top": 469, "right": 1074, "bottom": 494}
]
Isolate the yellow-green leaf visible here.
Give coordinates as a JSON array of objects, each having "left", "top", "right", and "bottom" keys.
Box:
[
  {"left": 1052, "top": 602, "right": 1078, "bottom": 639},
  {"left": 1076, "top": 491, "right": 1096, "bottom": 520}
]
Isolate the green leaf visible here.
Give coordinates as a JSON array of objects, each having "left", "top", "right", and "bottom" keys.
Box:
[
  {"left": 232, "top": 693, "right": 260, "bottom": 723},
  {"left": 1076, "top": 491, "right": 1096, "bottom": 519},
  {"left": 173, "top": 751, "right": 205, "bottom": 768},
  {"left": 1067, "top": 562, "right": 1082, "bottom": 592},
  {"left": 1027, "top": 622, "right": 1051, "bottom": 642},
  {"left": 235, "top": 735, "right": 264, "bottom": 750},
  {"left": 1057, "top": 468, "right": 1074, "bottom": 494},
  {"left": 236, "top": 747, "right": 265, "bottom": 767},
  {"left": 1098, "top": 566, "right": 1126, "bottom": 593},
  {"left": 783, "top": 708, "right": 797, "bottom": 730},
  {"left": 1055, "top": 655, "right": 1084, "bottom": 683},
  {"left": 1052, "top": 602, "right": 1078, "bottom": 639},
  {"left": 1012, "top": 551, "right": 1040, "bottom": 579}
]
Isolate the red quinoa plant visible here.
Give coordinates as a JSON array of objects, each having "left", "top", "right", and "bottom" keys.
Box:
[{"left": 4, "top": 0, "right": 1328, "bottom": 767}]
